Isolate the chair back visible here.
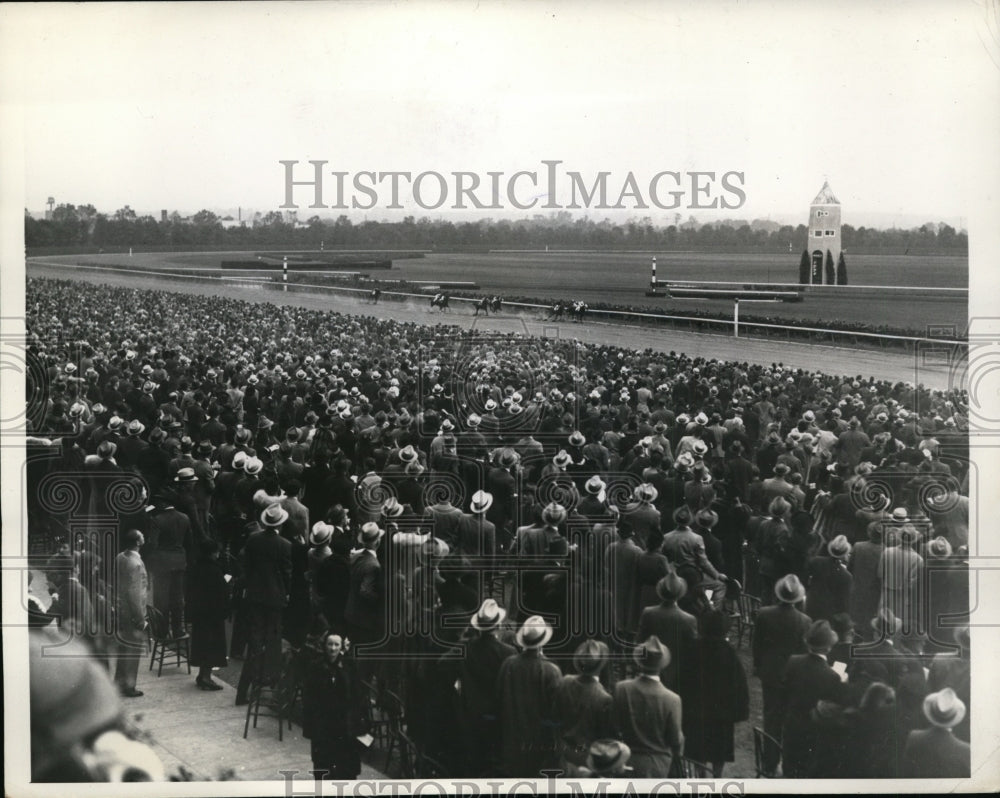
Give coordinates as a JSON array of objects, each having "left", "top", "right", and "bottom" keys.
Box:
[
  {"left": 677, "top": 756, "right": 712, "bottom": 778},
  {"left": 145, "top": 605, "right": 169, "bottom": 641},
  {"left": 752, "top": 725, "right": 782, "bottom": 777}
]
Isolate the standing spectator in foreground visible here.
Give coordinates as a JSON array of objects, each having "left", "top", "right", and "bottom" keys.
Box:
[
  {"left": 752, "top": 573, "right": 811, "bottom": 776},
  {"left": 902, "top": 688, "right": 970, "bottom": 778},
  {"left": 676, "top": 610, "right": 750, "bottom": 777},
  {"left": 805, "top": 534, "right": 853, "bottom": 623},
  {"left": 145, "top": 491, "right": 193, "bottom": 640},
  {"left": 552, "top": 639, "right": 615, "bottom": 774},
  {"left": 113, "top": 529, "right": 148, "bottom": 698},
  {"left": 187, "top": 538, "right": 229, "bottom": 691},
  {"left": 302, "top": 631, "right": 368, "bottom": 780},
  {"left": 496, "top": 616, "right": 563, "bottom": 777},
  {"left": 606, "top": 519, "right": 643, "bottom": 645},
  {"left": 612, "top": 635, "right": 684, "bottom": 778},
  {"left": 457, "top": 599, "right": 517, "bottom": 776},
  {"left": 780, "top": 620, "right": 846, "bottom": 778},
  {"left": 235, "top": 503, "right": 292, "bottom": 705},
  {"left": 344, "top": 522, "right": 386, "bottom": 677},
  {"left": 636, "top": 568, "right": 697, "bottom": 692}
]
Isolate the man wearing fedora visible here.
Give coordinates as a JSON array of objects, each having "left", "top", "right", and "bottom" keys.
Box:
[
  {"left": 486, "top": 448, "right": 519, "bottom": 542},
  {"left": 145, "top": 490, "right": 194, "bottom": 641},
  {"left": 804, "top": 534, "right": 853, "bottom": 623},
  {"left": 606, "top": 514, "right": 644, "bottom": 644},
  {"left": 552, "top": 639, "right": 615, "bottom": 774},
  {"left": 753, "top": 573, "right": 812, "bottom": 776},
  {"left": 116, "top": 419, "right": 148, "bottom": 473},
  {"left": 497, "top": 615, "right": 562, "bottom": 777},
  {"left": 235, "top": 503, "right": 292, "bottom": 705},
  {"left": 780, "top": 619, "right": 847, "bottom": 778},
  {"left": 902, "top": 688, "right": 970, "bottom": 777},
  {"left": 624, "top": 483, "right": 661, "bottom": 549},
  {"left": 456, "top": 490, "right": 497, "bottom": 562},
  {"left": 344, "top": 522, "right": 386, "bottom": 676},
  {"left": 455, "top": 599, "right": 517, "bottom": 775},
  {"left": 878, "top": 523, "right": 924, "bottom": 631},
  {"left": 577, "top": 739, "right": 632, "bottom": 778},
  {"left": 612, "top": 635, "right": 684, "bottom": 777},
  {"left": 637, "top": 568, "right": 697, "bottom": 691}
]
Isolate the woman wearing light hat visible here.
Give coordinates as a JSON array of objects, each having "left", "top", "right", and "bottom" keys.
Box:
[{"left": 496, "top": 616, "right": 563, "bottom": 776}]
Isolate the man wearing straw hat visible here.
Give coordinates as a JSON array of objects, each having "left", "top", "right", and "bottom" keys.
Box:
[
  {"left": 497, "top": 615, "right": 562, "bottom": 776},
  {"left": 612, "top": 635, "right": 684, "bottom": 777},
  {"left": 456, "top": 599, "right": 517, "bottom": 775},
  {"left": 456, "top": 490, "right": 496, "bottom": 560},
  {"left": 902, "top": 688, "right": 970, "bottom": 777},
  {"left": 752, "top": 573, "right": 811, "bottom": 776}
]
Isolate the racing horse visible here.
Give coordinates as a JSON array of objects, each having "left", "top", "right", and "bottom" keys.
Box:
[
  {"left": 473, "top": 296, "right": 500, "bottom": 316},
  {"left": 546, "top": 300, "right": 568, "bottom": 321},
  {"left": 368, "top": 288, "right": 382, "bottom": 305},
  {"left": 430, "top": 293, "right": 451, "bottom": 312},
  {"left": 571, "top": 300, "right": 589, "bottom": 322}
]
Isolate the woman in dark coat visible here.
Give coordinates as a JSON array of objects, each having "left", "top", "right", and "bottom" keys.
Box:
[
  {"left": 302, "top": 631, "right": 369, "bottom": 780},
  {"left": 676, "top": 610, "right": 750, "bottom": 777},
  {"left": 187, "top": 538, "right": 230, "bottom": 690}
]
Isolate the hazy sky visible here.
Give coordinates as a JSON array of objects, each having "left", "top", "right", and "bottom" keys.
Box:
[{"left": 2, "top": 1, "right": 998, "bottom": 227}]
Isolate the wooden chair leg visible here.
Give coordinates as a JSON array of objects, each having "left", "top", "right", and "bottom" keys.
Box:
[
  {"left": 149, "top": 643, "right": 157, "bottom": 671},
  {"left": 243, "top": 698, "right": 253, "bottom": 739}
]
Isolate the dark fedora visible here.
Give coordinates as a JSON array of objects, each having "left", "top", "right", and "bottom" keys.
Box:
[
  {"left": 804, "top": 620, "right": 839, "bottom": 653},
  {"left": 573, "top": 639, "right": 610, "bottom": 676},
  {"left": 633, "top": 635, "right": 670, "bottom": 674}
]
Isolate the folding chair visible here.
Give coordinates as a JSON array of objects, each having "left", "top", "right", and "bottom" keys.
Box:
[
  {"left": 737, "top": 591, "right": 762, "bottom": 649},
  {"left": 752, "top": 725, "right": 782, "bottom": 778},
  {"left": 146, "top": 605, "right": 190, "bottom": 676},
  {"left": 676, "top": 756, "right": 713, "bottom": 778}
]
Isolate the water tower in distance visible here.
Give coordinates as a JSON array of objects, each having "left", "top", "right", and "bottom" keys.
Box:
[
  {"left": 806, "top": 181, "right": 841, "bottom": 284},
  {"left": 45, "top": 197, "right": 55, "bottom": 220}
]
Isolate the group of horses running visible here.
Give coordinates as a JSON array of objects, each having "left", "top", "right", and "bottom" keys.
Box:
[{"left": 365, "top": 287, "right": 589, "bottom": 321}]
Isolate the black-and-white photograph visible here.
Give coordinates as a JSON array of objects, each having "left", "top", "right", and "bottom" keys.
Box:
[{"left": 2, "top": 1, "right": 999, "bottom": 794}]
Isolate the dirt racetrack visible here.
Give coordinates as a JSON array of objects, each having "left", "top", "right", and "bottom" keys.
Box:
[{"left": 27, "top": 260, "right": 965, "bottom": 392}]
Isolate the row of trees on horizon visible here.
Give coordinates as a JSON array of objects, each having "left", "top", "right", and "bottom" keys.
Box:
[{"left": 25, "top": 203, "right": 969, "bottom": 255}]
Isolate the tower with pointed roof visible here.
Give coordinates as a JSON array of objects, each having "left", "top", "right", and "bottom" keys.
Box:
[{"left": 807, "top": 181, "right": 841, "bottom": 285}]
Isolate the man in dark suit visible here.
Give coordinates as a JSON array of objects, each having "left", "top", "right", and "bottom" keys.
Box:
[
  {"left": 235, "top": 503, "right": 292, "bottom": 704},
  {"left": 636, "top": 569, "right": 697, "bottom": 691},
  {"left": 903, "top": 688, "right": 970, "bottom": 778},
  {"left": 752, "top": 573, "right": 812, "bottom": 775},
  {"left": 623, "top": 483, "right": 661, "bottom": 549},
  {"left": 344, "top": 522, "right": 386, "bottom": 654},
  {"left": 780, "top": 620, "right": 847, "bottom": 778},
  {"left": 456, "top": 490, "right": 497, "bottom": 560},
  {"left": 486, "top": 448, "right": 519, "bottom": 540},
  {"left": 144, "top": 492, "right": 194, "bottom": 639},
  {"left": 455, "top": 599, "right": 517, "bottom": 775}
]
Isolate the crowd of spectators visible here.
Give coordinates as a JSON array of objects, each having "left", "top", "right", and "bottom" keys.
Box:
[{"left": 25, "top": 275, "right": 971, "bottom": 781}]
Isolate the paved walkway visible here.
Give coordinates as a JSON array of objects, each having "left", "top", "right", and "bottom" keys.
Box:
[{"left": 123, "top": 653, "right": 385, "bottom": 782}]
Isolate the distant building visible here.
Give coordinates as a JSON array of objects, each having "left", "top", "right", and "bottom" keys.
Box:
[{"left": 807, "top": 181, "right": 841, "bottom": 285}]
